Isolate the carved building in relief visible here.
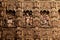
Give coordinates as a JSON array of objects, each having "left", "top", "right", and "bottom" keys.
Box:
[{"left": 0, "top": 0, "right": 60, "bottom": 40}]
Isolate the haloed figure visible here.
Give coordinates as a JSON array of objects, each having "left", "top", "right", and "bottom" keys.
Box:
[
  {"left": 23, "top": 10, "right": 32, "bottom": 26},
  {"left": 40, "top": 10, "right": 50, "bottom": 27},
  {"left": 26, "top": 13, "right": 32, "bottom": 26}
]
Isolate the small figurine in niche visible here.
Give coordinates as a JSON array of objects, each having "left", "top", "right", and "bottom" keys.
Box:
[
  {"left": 23, "top": 10, "right": 33, "bottom": 27},
  {"left": 40, "top": 10, "right": 50, "bottom": 27}
]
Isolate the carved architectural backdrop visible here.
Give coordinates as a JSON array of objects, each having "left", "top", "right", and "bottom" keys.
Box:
[{"left": 0, "top": 0, "right": 60, "bottom": 40}]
